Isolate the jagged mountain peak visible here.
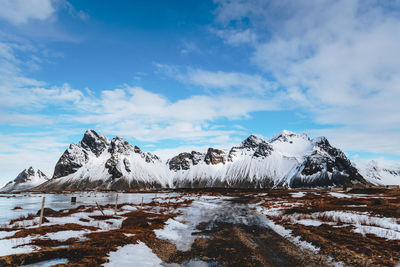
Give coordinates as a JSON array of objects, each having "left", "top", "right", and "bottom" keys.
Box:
[
  {"left": 311, "top": 136, "right": 329, "bottom": 146},
  {"left": 109, "top": 136, "right": 133, "bottom": 154},
  {"left": 27, "top": 166, "right": 35, "bottom": 175},
  {"left": 241, "top": 134, "right": 266, "bottom": 148},
  {"left": 269, "top": 130, "right": 310, "bottom": 143},
  {"left": 1, "top": 167, "right": 49, "bottom": 192},
  {"left": 15, "top": 167, "right": 38, "bottom": 184},
  {"left": 80, "top": 129, "right": 110, "bottom": 157}
]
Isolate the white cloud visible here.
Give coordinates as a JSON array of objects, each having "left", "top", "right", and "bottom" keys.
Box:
[
  {"left": 309, "top": 128, "right": 400, "bottom": 156},
  {"left": 0, "top": 131, "right": 74, "bottom": 183},
  {"left": 0, "top": 0, "right": 55, "bottom": 25},
  {"left": 72, "top": 86, "right": 275, "bottom": 141},
  {"left": 187, "top": 69, "right": 275, "bottom": 95},
  {"left": 155, "top": 63, "right": 277, "bottom": 95},
  {"left": 214, "top": 0, "right": 400, "bottom": 156},
  {"left": 212, "top": 28, "right": 257, "bottom": 45}
]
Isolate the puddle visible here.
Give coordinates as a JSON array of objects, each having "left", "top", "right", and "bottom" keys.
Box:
[
  {"left": 163, "top": 259, "right": 220, "bottom": 267},
  {"left": 22, "top": 258, "right": 68, "bottom": 266}
]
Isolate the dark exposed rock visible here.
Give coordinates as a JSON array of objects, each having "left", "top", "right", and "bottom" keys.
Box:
[
  {"left": 134, "top": 145, "right": 141, "bottom": 154},
  {"left": 205, "top": 148, "right": 226, "bottom": 165},
  {"left": 109, "top": 136, "right": 133, "bottom": 155},
  {"left": 14, "top": 167, "right": 35, "bottom": 184},
  {"left": 290, "top": 137, "right": 366, "bottom": 187},
  {"left": 123, "top": 158, "right": 131, "bottom": 172},
  {"left": 228, "top": 135, "right": 273, "bottom": 160},
  {"left": 169, "top": 152, "right": 192, "bottom": 171},
  {"left": 53, "top": 130, "right": 107, "bottom": 179},
  {"left": 242, "top": 135, "right": 264, "bottom": 148},
  {"left": 253, "top": 142, "right": 273, "bottom": 158},
  {"left": 53, "top": 144, "right": 89, "bottom": 179},
  {"left": 36, "top": 208, "right": 57, "bottom": 216},
  {"left": 81, "top": 130, "right": 109, "bottom": 157},
  {"left": 169, "top": 151, "right": 203, "bottom": 171},
  {"left": 105, "top": 155, "right": 123, "bottom": 179}
]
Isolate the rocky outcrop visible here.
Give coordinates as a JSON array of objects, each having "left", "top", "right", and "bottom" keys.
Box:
[
  {"left": 205, "top": 148, "right": 226, "bottom": 165},
  {"left": 168, "top": 151, "right": 203, "bottom": 171}
]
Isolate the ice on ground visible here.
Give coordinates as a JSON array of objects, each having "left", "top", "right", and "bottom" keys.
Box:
[
  {"left": 296, "top": 219, "right": 323, "bottom": 227},
  {"left": 155, "top": 196, "right": 233, "bottom": 252},
  {"left": 21, "top": 258, "right": 68, "bottom": 267},
  {"left": 154, "top": 219, "right": 191, "bottom": 251},
  {"left": 103, "top": 242, "right": 162, "bottom": 267},
  {"left": 290, "top": 192, "right": 306, "bottom": 198},
  {"left": 0, "top": 192, "right": 176, "bottom": 226},
  {"left": 163, "top": 259, "right": 217, "bottom": 267},
  {"left": 328, "top": 192, "right": 353, "bottom": 198},
  {"left": 11, "top": 209, "right": 125, "bottom": 231}
]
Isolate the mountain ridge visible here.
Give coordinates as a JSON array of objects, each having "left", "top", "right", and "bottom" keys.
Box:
[{"left": 31, "top": 129, "right": 370, "bottom": 191}]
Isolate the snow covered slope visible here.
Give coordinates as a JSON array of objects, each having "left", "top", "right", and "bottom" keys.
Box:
[
  {"left": 0, "top": 167, "right": 49, "bottom": 192},
  {"left": 37, "top": 129, "right": 368, "bottom": 191},
  {"left": 38, "top": 130, "right": 171, "bottom": 191},
  {"left": 171, "top": 131, "right": 366, "bottom": 188},
  {"left": 356, "top": 160, "right": 400, "bottom": 186}
]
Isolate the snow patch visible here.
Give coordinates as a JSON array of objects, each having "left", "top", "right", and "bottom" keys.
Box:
[{"left": 103, "top": 242, "right": 162, "bottom": 267}]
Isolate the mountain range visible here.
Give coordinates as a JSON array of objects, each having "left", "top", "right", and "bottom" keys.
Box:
[{"left": 1, "top": 130, "right": 399, "bottom": 192}]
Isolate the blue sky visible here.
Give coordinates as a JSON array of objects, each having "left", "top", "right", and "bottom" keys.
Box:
[{"left": 1, "top": 0, "right": 400, "bottom": 182}]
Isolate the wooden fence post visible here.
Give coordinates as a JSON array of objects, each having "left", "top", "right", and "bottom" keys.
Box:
[
  {"left": 96, "top": 202, "right": 106, "bottom": 216},
  {"left": 39, "top": 197, "right": 45, "bottom": 228},
  {"left": 115, "top": 194, "right": 118, "bottom": 215}
]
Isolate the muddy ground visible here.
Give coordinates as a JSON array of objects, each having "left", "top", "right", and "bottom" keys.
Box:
[{"left": 0, "top": 188, "right": 399, "bottom": 267}]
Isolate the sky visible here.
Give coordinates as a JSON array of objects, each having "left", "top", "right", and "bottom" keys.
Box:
[{"left": 1, "top": 0, "right": 400, "bottom": 183}]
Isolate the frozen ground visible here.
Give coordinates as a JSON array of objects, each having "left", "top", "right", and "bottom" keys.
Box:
[
  {"left": 0, "top": 189, "right": 398, "bottom": 266},
  {"left": 0, "top": 192, "right": 177, "bottom": 225}
]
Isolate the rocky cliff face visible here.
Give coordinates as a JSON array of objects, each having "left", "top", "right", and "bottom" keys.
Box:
[
  {"left": 35, "top": 129, "right": 369, "bottom": 191},
  {"left": 38, "top": 130, "right": 170, "bottom": 191},
  {"left": 0, "top": 167, "right": 49, "bottom": 192},
  {"left": 288, "top": 137, "right": 365, "bottom": 187},
  {"left": 168, "top": 151, "right": 203, "bottom": 171}
]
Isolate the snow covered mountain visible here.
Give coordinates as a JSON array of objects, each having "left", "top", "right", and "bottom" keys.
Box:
[
  {"left": 0, "top": 167, "right": 49, "bottom": 192},
  {"left": 170, "top": 131, "right": 366, "bottom": 188},
  {"left": 38, "top": 130, "right": 171, "bottom": 191},
  {"left": 37, "top": 129, "right": 368, "bottom": 191},
  {"left": 356, "top": 160, "right": 400, "bottom": 186}
]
